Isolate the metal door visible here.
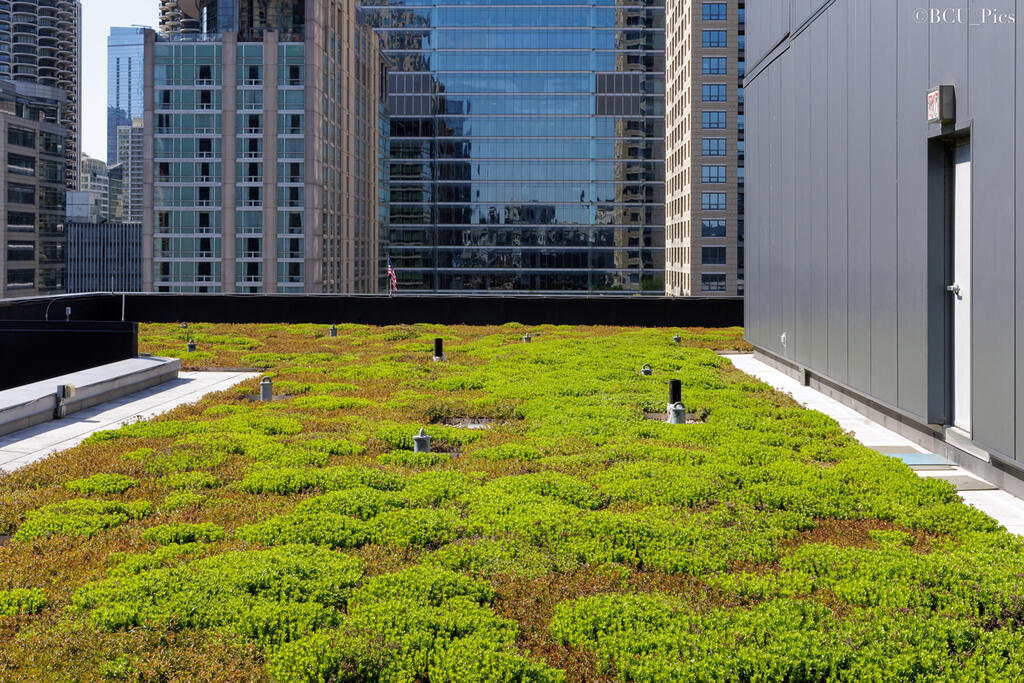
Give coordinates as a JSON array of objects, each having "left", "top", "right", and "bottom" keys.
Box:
[{"left": 951, "top": 141, "right": 972, "bottom": 434}]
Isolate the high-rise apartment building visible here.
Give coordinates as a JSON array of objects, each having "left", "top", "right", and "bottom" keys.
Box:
[
  {"left": 0, "top": 81, "right": 67, "bottom": 297},
  {"left": 158, "top": 1, "right": 201, "bottom": 35},
  {"left": 0, "top": 0, "right": 82, "bottom": 189},
  {"left": 117, "top": 119, "right": 144, "bottom": 222},
  {"left": 79, "top": 155, "right": 110, "bottom": 221},
  {"left": 665, "top": 0, "right": 744, "bottom": 296},
  {"left": 361, "top": 2, "right": 666, "bottom": 294},
  {"left": 144, "top": 0, "right": 384, "bottom": 293},
  {"left": 107, "top": 27, "right": 146, "bottom": 165}
]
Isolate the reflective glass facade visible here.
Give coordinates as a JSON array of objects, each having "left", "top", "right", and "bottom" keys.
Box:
[
  {"left": 362, "top": 1, "right": 666, "bottom": 293},
  {"left": 107, "top": 27, "right": 145, "bottom": 165}
]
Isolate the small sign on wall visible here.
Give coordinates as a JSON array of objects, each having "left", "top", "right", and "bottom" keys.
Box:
[{"left": 927, "top": 85, "right": 956, "bottom": 124}]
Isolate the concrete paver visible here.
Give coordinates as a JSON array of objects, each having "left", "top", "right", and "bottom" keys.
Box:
[
  {"left": 727, "top": 354, "right": 1024, "bottom": 534},
  {"left": 0, "top": 371, "right": 259, "bottom": 472}
]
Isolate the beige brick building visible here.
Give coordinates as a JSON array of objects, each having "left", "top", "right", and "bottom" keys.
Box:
[
  {"left": 145, "top": 0, "right": 384, "bottom": 294},
  {"left": 665, "top": 0, "right": 744, "bottom": 296}
]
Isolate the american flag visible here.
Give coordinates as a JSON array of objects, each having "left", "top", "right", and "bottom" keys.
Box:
[{"left": 387, "top": 258, "right": 398, "bottom": 293}]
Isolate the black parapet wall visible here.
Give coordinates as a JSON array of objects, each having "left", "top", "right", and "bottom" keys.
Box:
[
  {"left": 0, "top": 294, "right": 743, "bottom": 328},
  {"left": 0, "top": 321, "right": 139, "bottom": 390}
]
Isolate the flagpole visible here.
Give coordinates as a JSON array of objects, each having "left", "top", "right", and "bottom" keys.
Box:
[{"left": 387, "top": 251, "right": 394, "bottom": 299}]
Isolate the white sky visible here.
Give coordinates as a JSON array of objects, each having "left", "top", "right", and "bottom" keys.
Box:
[{"left": 81, "top": 0, "right": 159, "bottom": 161}]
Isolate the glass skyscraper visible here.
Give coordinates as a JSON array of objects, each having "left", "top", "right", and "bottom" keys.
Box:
[
  {"left": 361, "top": 1, "right": 666, "bottom": 294},
  {"left": 107, "top": 27, "right": 146, "bottom": 165}
]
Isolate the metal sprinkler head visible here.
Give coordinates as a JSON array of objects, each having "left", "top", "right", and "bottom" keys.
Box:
[
  {"left": 672, "top": 334, "right": 682, "bottom": 344},
  {"left": 641, "top": 364, "right": 653, "bottom": 376}
]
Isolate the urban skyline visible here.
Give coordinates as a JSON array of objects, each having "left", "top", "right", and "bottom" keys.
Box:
[{"left": 3, "top": 0, "right": 748, "bottom": 299}]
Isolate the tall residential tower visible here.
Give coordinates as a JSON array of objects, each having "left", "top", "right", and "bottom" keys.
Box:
[
  {"left": 665, "top": 0, "right": 744, "bottom": 296},
  {"left": 0, "top": 81, "right": 67, "bottom": 297},
  {"left": 145, "top": 0, "right": 384, "bottom": 293},
  {"left": 0, "top": 0, "right": 82, "bottom": 189},
  {"left": 361, "top": 1, "right": 666, "bottom": 293}
]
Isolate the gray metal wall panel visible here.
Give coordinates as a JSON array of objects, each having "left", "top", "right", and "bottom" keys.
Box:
[
  {"left": 769, "top": 61, "right": 784, "bottom": 357},
  {"left": 927, "top": 3, "right": 968, "bottom": 123},
  {"left": 969, "top": 2, "right": 1016, "bottom": 458},
  {"left": 748, "top": 0, "right": 790, "bottom": 72},
  {"left": 780, "top": 49, "right": 797, "bottom": 362},
  {"left": 826, "top": 5, "right": 849, "bottom": 384},
  {"left": 869, "top": 1, "right": 899, "bottom": 406},
  {"left": 846, "top": 0, "right": 871, "bottom": 393},
  {"left": 744, "top": 80, "right": 762, "bottom": 347},
  {"left": 895, "top": 0, "right": 930, "bottom": 420},
  {"left": 747, "top": 0, "right": 1021, "bottom": 457},
  {"left": 1017, "top": 12, "right": 1024, "bottom": 462},
  {"left": 792, "top": 36, "right": 813, "bottom": 364},
  {"left": 808, "top": 18, "right": 829, "bottom": 372},
  {"left": 789, "top": 0, "right": 815, "bottom": 31}
]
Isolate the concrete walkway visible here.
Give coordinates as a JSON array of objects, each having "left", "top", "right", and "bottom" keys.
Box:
[
  {"left": 0, "top": 371, "right": 259, "bottom": 472},
  {"left": 728, "top": 354, "right": 1024, "bottom": 535}
]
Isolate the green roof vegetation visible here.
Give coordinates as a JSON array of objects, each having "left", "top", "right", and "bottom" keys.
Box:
[{"left": 0, "top": 322, "right": 1019, "bottom": 681}]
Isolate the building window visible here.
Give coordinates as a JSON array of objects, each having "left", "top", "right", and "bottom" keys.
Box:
[
  {"left": 7, "top": 240, "right": 35, "bottom": 262},
  {"left": 6, "top": 268, "right": 34, "bottom": 289},
  {"left": 702, "top": 138, "right": 727, "bottom": 156},
  {"left": 702, "top": 84, "right": 727, "bottom": 102},
  {"left": 702, "top": 247, "right": 727, "bottom": 265},
  {"left": 7, "top": 153, "right": 36, "bottom": 177},
  {"left": 703, "top": 30, "right": 727, "bottom": 47},
  {"left": 702, "top": 273, "right": 727, "bottom": 292},
  {"left": 702, "top": 112, "right": 727, "bottom": 129},
  {"left": 702, "top": 192, "right": 726, "bottom": 210},
  {"left": 8, "top": 211, "right": 34, "bottom": 232},
  {"left": 703, "top": 3, "right": 727, "bottom": 21},
  {"left": 702, "top": 57, "right": 727, "bottom": 75},
  {"left": 7, "top": 127, "right": 35, "bottom": 149},
  {"left": 7, "top": 183, "right": 35, "bottom": 205},
  {"left": 702, "top": 220, "right": 727, "bottom": 237},
  {"left": 702, "top": 165, "right": 726, "bottom": 183}
]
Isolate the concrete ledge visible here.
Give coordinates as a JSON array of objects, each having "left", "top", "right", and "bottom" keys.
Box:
[
  {"left": 0, "top": 357, "right": 181, "bottom": 438},
  {"left": 752, "top": 348, "right": 1024, "bottom": 502}
]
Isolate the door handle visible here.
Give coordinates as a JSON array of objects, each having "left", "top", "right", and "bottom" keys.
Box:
[{"left": 946, "top": 284, "right": 961, "bottom": 296}]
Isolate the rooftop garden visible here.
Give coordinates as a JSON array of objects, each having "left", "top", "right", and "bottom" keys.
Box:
[{"left": 0, "top": 323, "right": 1022, "bottom": 681}]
